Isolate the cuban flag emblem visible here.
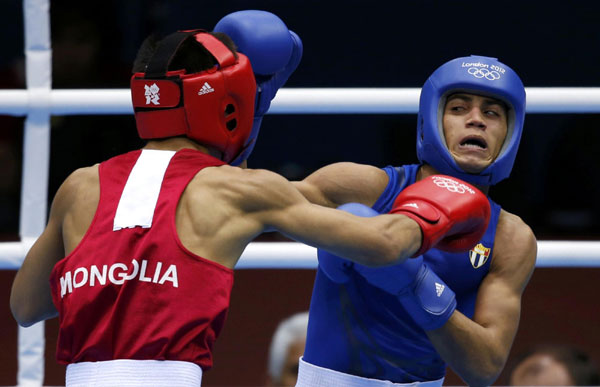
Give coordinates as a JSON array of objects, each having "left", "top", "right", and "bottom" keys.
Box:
[{"left": 469, "top": 243, "right": 491, "bottom": 269}]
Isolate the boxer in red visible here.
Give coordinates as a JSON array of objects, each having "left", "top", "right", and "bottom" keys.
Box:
[{"left": 10, "top": 12, "right": 490, "bottom": 387}]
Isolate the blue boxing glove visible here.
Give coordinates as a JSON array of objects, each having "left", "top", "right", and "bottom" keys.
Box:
[
  {"left": 317, "top": 203, "right": 378, "bottom": 284},
  {"left": 318, "top": 202, "right": 456, "bottom": 330},
  {"left": 355, "top": 257, "right": 457, "bottom": 331},
  {"left": 214, "top": 10, "right": 303, "bottom": 165}
]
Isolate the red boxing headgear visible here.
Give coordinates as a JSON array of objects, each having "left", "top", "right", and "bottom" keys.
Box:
[{"left": 131, "top": 30, "right": 256, "bottom": 163}]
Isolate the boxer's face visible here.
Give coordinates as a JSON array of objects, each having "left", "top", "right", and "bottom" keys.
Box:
[{"left": 442, "top": 93, "right": 508, "bottom": 174}]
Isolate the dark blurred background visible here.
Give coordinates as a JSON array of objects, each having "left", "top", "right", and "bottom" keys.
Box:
[
  {"left": 0, "top": 0, "right": 599, "bottom": 385},
  {"left": 1, "top": 0, "right": 599, "bottom": 240}
]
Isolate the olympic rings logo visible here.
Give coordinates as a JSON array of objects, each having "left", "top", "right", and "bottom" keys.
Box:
[
  {"left": 467, "top": 67, "right": 501, "bottom": 81},
  {"left": 432, "top": 176, "right": 475, "bottom": 194}
]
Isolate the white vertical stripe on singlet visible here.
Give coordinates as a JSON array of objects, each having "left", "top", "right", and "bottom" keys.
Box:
[{"left": 113, "top": 150, "right": 176, "bottom": 231}]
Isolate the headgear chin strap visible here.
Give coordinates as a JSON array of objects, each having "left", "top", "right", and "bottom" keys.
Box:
[
  {"left": 131, "top": 30, "right": 256, "bottom": 164},
  {"left": 416, "top": 55, "right": 526, "bottom": 186}
]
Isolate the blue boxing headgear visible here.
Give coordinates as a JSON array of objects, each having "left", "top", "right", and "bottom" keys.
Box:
[{"left": 416, "top": 55, "right": 526, "bottom": 186}]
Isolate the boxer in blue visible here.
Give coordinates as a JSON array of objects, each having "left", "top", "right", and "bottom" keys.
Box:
[
  {"left": 294, "top": 56, "right": 537, "bottom": 386},
  {"left": 11, "top": 11, "right": 494, "bottom": 386}
]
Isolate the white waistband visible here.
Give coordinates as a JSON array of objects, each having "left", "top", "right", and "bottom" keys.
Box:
[
  {"left": 296, "top": 358, "right": 444, "bottom": 387},
  {"left": 66, "top": 359, "right": 202, "bottom": 387}
]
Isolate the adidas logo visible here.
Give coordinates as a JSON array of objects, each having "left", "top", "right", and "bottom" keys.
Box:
[
  {"left": 403, "top": 203, "right": 419, "bottom": 209},
  {"left": 435, "top": 282, "right": 445, "bottom": 297},
  {"left": 197, "top": 82, "right": 215, "bottom": 95}
]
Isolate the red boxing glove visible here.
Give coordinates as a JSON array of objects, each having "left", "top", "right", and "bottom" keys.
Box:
[{"left": 391, "top": 175, "right": 490, "bottom": 257}]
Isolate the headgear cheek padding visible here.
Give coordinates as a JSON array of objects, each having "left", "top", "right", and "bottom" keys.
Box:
[
  {"left": 416, "top": 55, "right": 526, "bottom": 186},
  {"left": 130, "top": 30, "right": 256, "bottom": 164}
]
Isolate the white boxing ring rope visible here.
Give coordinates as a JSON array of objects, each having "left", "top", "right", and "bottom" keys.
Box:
[
  {"left": 4, "top": 87, "right": 600, "bottom": 116},
  {"left": 3, "top": 0, "right": 600, "bottom": 385},
  {"left": 2, "top": 240, "right": 600, "bottom": 271}
]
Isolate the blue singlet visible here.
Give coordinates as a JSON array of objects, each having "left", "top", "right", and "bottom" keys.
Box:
[{"left": 303, "top": 164, "right": 501, "bottom": 382}]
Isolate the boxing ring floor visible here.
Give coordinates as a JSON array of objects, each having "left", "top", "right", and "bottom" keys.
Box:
[{"left": 1, "top": 0, "right": 600, "bottom": 385}]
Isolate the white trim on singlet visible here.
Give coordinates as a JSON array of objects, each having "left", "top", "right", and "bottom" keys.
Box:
[
  {"left": 66, "top": 359, "right": 202, "bottom": 386},
  {"left": 296, "top": 357, "right": 444, "bottom": 387}
]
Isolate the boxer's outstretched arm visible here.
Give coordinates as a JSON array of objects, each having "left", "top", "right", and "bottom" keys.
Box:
[
  {"left": 220, "top": 167, "right": 421, "bottom": 267},
  {"left": 293, "top": 162, "right": 389, "bottom": 208},
  {"left": 425, "top": 211, "right": 537, "bottom": 386}
]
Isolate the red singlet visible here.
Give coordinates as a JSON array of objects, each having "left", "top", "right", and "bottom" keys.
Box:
[{"left": 50, "top": 149, "right": 234, "bottom": 370}]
